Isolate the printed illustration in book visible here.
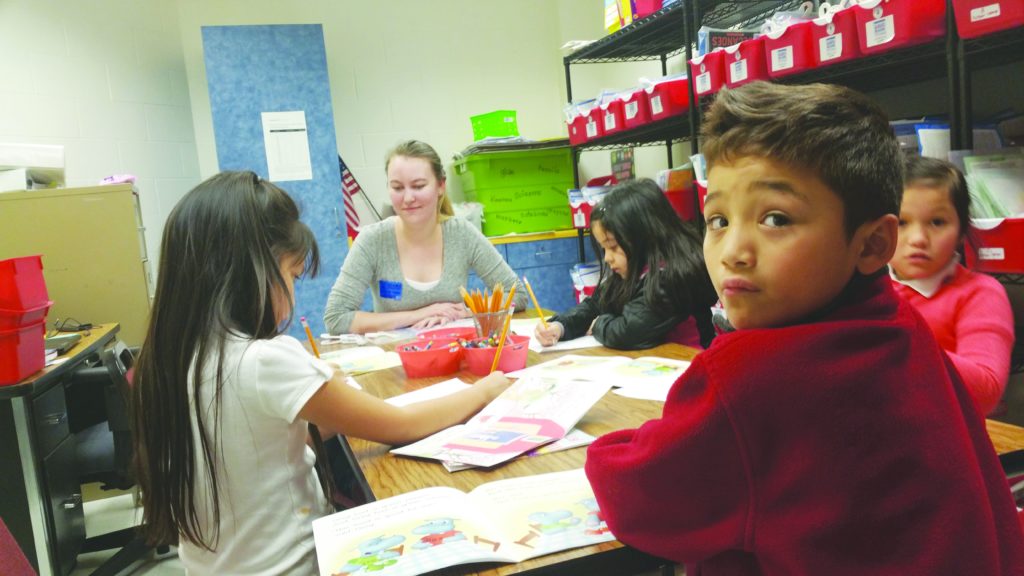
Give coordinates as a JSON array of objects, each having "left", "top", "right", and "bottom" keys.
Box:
[
  {"left": 390, "top": 376, "right": 612, "bottom": 469},
  {"left": 507, "top": 354, "right": 690, "bottom": 390},
  {"left": 312, "top": 468, "right": 615, "bottom": 576}
]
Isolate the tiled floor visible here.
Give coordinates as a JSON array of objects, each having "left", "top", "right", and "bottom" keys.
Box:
[{"left": 70, "top": 487, "right": 183, "bottom": 576}]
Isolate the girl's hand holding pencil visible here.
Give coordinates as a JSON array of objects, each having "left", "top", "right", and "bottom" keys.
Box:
[{"left": 534, "top": 321, "right": 564, "bottom": 347}]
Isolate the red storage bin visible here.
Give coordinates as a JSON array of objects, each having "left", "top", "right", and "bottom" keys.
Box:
[
  {"left": 969, "top": 217, "right": 1024, "bottom": 273},
  {"left": 416, "top": 326, "right": 478, "bottom": 341},
  {"left": 853, "top": 0, "right": 946, "bottom": 55},
  {"left": 0, "top": 301, "right": 52, "bottom": 331},
  {"left": 464, "top": 334, "right": 529, "bottom": 376},
  {"left": 621, "top": 88, "right": 651, "bottom": 129},
  {"left": 600, "top": 98, "right": 625, "bottom": 135},
  {"left": 646, "top": 76, "right": 690, "bottom": 121},
  {"left": 724, "top": 37, "right": 769, "bottom": 88},
  {"left": 568, "top": 113, "right": 588, "bottom": 145},
  {"left": 574, "top": 285, "right": 596, "bottom": 304},
  {"left": 664, "top": 188, "right": 699, "bottom": 222},
  {"left": 810, "top": 7, "right": 863, "bottom": 66},
  {"left": 633, "top": 0, "right": 664, "bottom": 19},
  {"left": 697, "top": 180, "right": 708, "bottom": 213},
  {"left": 570, "top": 197, "right": 596, "bottom": 229},
  {"left": 689, "top": 50, "right": 726, "bottom": 99},
  {"left": 954, "top": 0, "right": 1024, "bottom": 38},
  {"left": 0, "top": 255, "right": 48, "bottom": 311},
  {"left": 397, "top": 338, "right": 464, "bottom": 378},
  {"left": 584, "top": 107, "right": 605, "bottom": 141},
  {"left": 763, "top": 20, "right": 815, "bottom": 78},
  {"left": 0, "top": 321, "right": 45, "bottom": 386}
]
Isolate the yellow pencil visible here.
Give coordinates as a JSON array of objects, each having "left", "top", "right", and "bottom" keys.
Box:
[
  {"left": 300, "top": 316, "right": 320, "bottom": 358},
  {"left": 460, "top": 286, "right": 475, "bottom": 313},
  {"left": 522, "top": 277, "right": 548, "bottom": 329},
  {"left": 490, "top": 308, "right": 513, "bottom": 373}
]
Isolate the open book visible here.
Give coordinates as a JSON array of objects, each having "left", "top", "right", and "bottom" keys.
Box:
[
  {"left": 390, "top": 376, "right": 611, "bottom": 469},
  {"left": 312, "top": 468, "right": 614, "bottom": 576}
]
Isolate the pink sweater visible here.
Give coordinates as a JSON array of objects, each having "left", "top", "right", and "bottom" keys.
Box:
[{"left": 892, "top": 265, "right": 1014, "bottom": 415}]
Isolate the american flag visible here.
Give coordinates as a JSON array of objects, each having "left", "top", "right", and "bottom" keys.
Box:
[{"left": 338, "top": 156, "right": 361, "bottom": 243}]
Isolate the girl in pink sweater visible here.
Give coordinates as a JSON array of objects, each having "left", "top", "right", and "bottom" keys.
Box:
[{"left": 890, "top": 156, "right": 1014, "bottom": 415}]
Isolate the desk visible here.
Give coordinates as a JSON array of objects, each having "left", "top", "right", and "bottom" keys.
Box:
[
  {"left": 340, "top": 339, "right": 1024, "bottom": 576},
  {"left": 0, "top": 324, "right": 120, "bottom": 576}
]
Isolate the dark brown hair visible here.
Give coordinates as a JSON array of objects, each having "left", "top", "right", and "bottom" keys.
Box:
[
  {"left": 133, "top": 171, "right": 319, "bottom": 549},
  {"left": 702, "top": 81, "right": 903, "bottom": 237},
  {"left": 903, "top": 155, "right": 972, "bottom": 239}
]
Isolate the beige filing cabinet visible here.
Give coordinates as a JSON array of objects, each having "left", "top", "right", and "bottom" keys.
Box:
[{"left": 0, "top": 184, "right": 151, "bottom": 346}]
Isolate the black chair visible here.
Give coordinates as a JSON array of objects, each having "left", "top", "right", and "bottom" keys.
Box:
[{"left": 68, "top": 341, "right": 165, "bottom": 575}]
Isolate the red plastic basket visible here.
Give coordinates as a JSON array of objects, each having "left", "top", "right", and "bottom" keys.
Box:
[
  {"left": 584, "top": 107, "right": 605, "bottom": 141},
  {"left": 0, "top": 301, "right": 52, "bottom": 331},
  {"left": 763, "top": 20, "right": 815, "bottom": 78},
  {"left": 853, "top": 0, "right": 946, "bottom": 55},
  {"left": 646, "top": 76, "right": 691, "bottom": 121},
  {"left": 810, "top": 7, "right": 863, "bottom": 66},
  {"left": 464, "top": 334, "right": 529, "bottom": 376},
  {"left": 600, "top": 98, "right": 625, "bottom": 135},
  {"left": 689, "top": 50, "right": 726, "bottom": 99},
  {"left": 697, "top": 180, "right": 708, "bottom": 213},
  {"left": 621, "top": 88, "right": 651, "bottom": 129},
  {"left": 633, "top": 0, "right": 664, "bottom": 19},
  {"left": 953, "top": 0, "right": 1024, "bottom": 38},
  {"left": 0, "top": 255, "right": 48, "bottom": 311},
  {"left": 664, "top": 188, "right": 698, "bottom": 222},
  {"left": 397, "top": 338, "right": 464, "bottom": 379},
  {"left": 568, "top": 113, "right": 588, "bottom": 145},
  {"left": 0, "top": 321, "right": 45, "bottom": 386},
  {"left": 724, "top": 37, "right": 769, "bottom": 88},
  {"left": 416, "top": 327, "right": 478, "bottom": 341},
  {"left": 969, "top": 217, "right": 1024, "bottom": 273}
]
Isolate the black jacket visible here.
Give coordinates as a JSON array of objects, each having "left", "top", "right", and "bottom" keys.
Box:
[{"left": 550, "top": 278, "right": 714, "bottom": 350}]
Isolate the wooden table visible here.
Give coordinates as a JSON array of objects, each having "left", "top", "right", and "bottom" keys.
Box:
[{"left": 337, "top": 338, "right": 1024, "bottom": 576}]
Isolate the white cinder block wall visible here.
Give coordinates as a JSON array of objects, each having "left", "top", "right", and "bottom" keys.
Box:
[
  {"left": 177, "top": 0, "right": 667, "bottom": 224},
  {"left": 0, "top": 0, "right": 200, "bottom": 278}
]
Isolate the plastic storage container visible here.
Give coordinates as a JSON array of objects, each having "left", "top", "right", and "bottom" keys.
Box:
[
  {"left": 0, "top": 321, "right": 45, "bottom": 385},
  {"left": 621, "top": 88, "right": 651, "bottom": 129},
  {"left": 417, "top": 327, "right": 478, "bottom": 341},
  {"left": 470, "top": 110, "right": 519, "bottom": 141},
  {"left": 0, "top": 301, "right": 52, "bottom": 331},
  {"left": 599, "top": 98, "right": 625, "bottom": 136},
  {"left": 953, "top": 0, "right": 1024, "bottom": 38},
  {"left": 689, "top": 50, "right": 726, "bottom": 99},
  {"left": 0, "top": 255, "right": 48, "bottom": 311},
  {"left": 584, "top": 106, "right": 606, "bottom": 141},
  {"left": 397, "top": 338, "right": 464, "bottom": 379},
  {"left": 464, "top": 334, "right": 530, "bottom": 376},
  {"left": 852, "top": 0, "right": 946, "bottom": 55},
  {"left": 970, "top": 217, "right": 1024, "bottom": 273},
  {"left": 810, "top": 7, "right": 862, "bottom": 66},
  {"left": 724, "top": 37, "right": 769, "bottom": 88},
  {"left": 763, "top": 20, "right": 815, "bottom": 78},
  {"left": 645, "top": 75, "right": 690, "bottom": 121}
]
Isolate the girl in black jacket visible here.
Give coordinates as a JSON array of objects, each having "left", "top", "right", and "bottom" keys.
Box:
[{"left": 535, "top": 179, "right": 718, "bottom": 350}]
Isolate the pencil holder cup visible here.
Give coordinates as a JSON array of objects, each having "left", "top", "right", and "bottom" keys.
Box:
[
  {"left": 464, "top": 334, "right": 530, "bottom": 376},
  {"left": 397, "top": 338, "right": 463, "bottom": 379},
  {"left": 472, "top": 309, "right": 512, "bottom": 340}
]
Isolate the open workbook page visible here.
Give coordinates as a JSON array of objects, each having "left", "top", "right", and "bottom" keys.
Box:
[{"left": 312, "top": 468, "right": 614, "bottom": 576}]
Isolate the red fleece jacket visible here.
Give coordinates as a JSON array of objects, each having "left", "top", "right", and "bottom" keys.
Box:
[{"left": 586, "top": 274, "right": 1024, "bottom": 575}]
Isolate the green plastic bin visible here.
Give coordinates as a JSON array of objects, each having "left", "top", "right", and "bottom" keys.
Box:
[
  {"left": 470, "top": 110, "right": 518, "bottom": 141},
  {"left": 454, "top": 148, "right": 573, "bottom": 192},
  {"left": 481, "top": 205, "right": 573, "bottom": 236}
]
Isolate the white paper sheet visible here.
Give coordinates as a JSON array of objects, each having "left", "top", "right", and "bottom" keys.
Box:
[
  {"left": 385, "top": 379, "right": 471, "bottom": 407},
  {"left": 261, "top": 110, "right": 312, "bottom": 181}
]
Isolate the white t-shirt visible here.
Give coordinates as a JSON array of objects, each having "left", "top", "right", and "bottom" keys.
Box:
[{"left": 179, "top": 333, "right": 334, "bottom": 575}]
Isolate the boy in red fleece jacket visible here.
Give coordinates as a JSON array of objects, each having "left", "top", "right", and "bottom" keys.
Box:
[{"left": 585, "top": 81, "right": 1024, "bottom": 576}]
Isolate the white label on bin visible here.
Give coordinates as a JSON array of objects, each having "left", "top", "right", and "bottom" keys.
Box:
[
  {"left": 586, "top": 118, "right": 598, "bottom": 138},
  {"left": 573, "top": 209, "right": 586, "bottom": 228},
  {"left": 771, "top": 46, "right": 793, "bottom": 71},
  {"left": 971, "top": 4, "right": 1002, "bottom": 22},
  {"left": 729, "top": 58, "right": 748, "bottom": 83},
  {"left": 604, "top": 111, "right": 617, "bottom": 130},
  {"left": 651, "top": 95, "right": 664, "bottom": 115},
  {"left": 625, "top": 101, "right": 638, "bottom": 119},
  {"left": 979, "top": 247, "right": 1006, "bottom": 261},
  {"left": 865, "top": 15, "right": 895, "bottom": 47},
  {"left": 696, "top": 72, "right": 712, "bottom": 94},
  {"left": 820, "top": 33, "right": 844, "bottom": 61}
]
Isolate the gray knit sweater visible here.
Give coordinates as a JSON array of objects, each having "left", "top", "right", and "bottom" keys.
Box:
[{"left": 324, "top": 217, "right": 527, "bottom": 334}]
